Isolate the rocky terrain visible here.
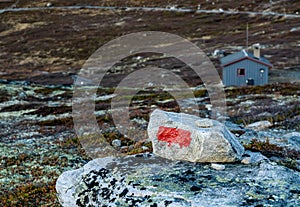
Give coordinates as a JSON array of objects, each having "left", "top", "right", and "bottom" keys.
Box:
[
  {"left": 1, "top": 79, "right": 299, "bottom": 206},
  {"left": 0, "top": 0, "right": 299, "bottom": 206},
  {"left": 57, "top": 154, "right": 300, "bottom": 207}
]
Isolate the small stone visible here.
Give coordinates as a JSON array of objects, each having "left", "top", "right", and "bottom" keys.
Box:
[
  {"left": 241, "top": 157, "right": 251, "bottom": 165},
  {"left": 205, "top": 104, "right": 212, "bottom": 110},
  {"left": 18, "top": 91, "right": 27, "bottom": 100},
  {"left": 141, "top": 146, "right": 149, "bottom": 151},
  {"left": 115, "top": 21, "right": 126, "bottom": 26},
  {"left": 112, "top": 139, "right": 122, "bottom": 148},
  {"left": 46, "top": 2, "right": 53, "bottom": 7},
  {"left": 195, "top": 119, "right": 213, "bottom": 128},
  {"left": 211, "top": 163, "right": 225, "bottom": 170}
]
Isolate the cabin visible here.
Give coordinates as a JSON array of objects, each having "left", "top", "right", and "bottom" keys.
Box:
[{"left": 220, "top": 44, "right": 272, "bottom": 86}]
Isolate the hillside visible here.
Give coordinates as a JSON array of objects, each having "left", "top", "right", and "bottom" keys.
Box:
[{"left": 0, "top": 0, "right": 299, "bottom": 84}]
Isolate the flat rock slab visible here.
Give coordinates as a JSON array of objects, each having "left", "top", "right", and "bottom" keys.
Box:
[
  {"left": 56, "top": 153, "right": 300, "bottom": 207},
  {"left": 148, "top": 109, "right": 244, "bottom": 162}
]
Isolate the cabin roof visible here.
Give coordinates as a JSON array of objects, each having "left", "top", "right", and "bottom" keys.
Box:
[{"left": 220, "top": 50, "right": 273, "bottom": 68}]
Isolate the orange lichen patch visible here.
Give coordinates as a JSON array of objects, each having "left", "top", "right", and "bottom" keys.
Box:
[{"left": 0, "top": 181, "right": 60, "bottom": 207}]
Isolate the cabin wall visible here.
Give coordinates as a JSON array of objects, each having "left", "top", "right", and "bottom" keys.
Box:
[{"left": 222, "top": 59, "right": 268, "bottom": 86}]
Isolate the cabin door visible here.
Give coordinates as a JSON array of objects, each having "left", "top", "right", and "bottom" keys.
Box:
[{"left": 246, "top": 78, "right": 254, "bottom": 86}]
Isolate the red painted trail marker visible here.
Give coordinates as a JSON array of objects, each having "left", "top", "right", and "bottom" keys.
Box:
[{"left": 157, "top": 126, "right": 192, "bottom": 148}]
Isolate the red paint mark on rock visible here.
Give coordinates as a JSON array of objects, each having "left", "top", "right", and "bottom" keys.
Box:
[{"left": 157, "top": 126, "right": 192, "bottom": 148}]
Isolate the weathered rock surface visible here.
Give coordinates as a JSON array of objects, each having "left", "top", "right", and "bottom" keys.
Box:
[
  {"left": 285, "top": 132, "right": 300, "bottom": 151},
  {"left": 246, "top": 120, "right": 273, "bottom": 131},
  {"left": 147, "top": 109, "right": 244, "bottom": 162},
  {"left": 56, "top": 153, "right": 300, "bottom": 207},
  {"left": 241, "top": 150, "right": 268, "bottom": 165}
]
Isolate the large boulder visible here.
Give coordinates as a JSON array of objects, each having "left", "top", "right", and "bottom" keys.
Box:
[
  {"left": 147, "top": 109, "right": 244, "bottom": 162},
  {"left": 56, "top": 153, "right": 300, "bottom": 207}
]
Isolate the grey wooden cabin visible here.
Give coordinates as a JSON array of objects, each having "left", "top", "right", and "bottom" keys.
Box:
[{"left": 220, "top": 47, "right": 272, "bottom": 87}]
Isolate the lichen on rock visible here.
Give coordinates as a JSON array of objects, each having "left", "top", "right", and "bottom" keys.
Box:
[{"left": 56, "top": 153, "right": 300, "bottom": 207}]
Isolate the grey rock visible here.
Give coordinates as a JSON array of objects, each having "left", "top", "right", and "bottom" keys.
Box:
[
  {"left": 290, "top": 27, "right": 300, "bottom": 32},
  {"left": 285, "top": 132, "right": 300, "bottom": 150},
  {"left": 257, "top": 112, "right": 273, "bottom": 117},
  {"left": 147, "top": 109, "right": 244, "bottom": 163},
  {"left": 241, "top": 150, "right": 268, "bottom": 164},
  {"left": 246, "top": 120, "right": 273, "bottom": 131},
  {"left": 288, "top": 136, "right": 300, "bottom": 150},
  {"left": 18, "top": 91, "right": 27, "bottom": 100},
  {"left": 211, "top": 163, "right": 225, "bottom": 170},
  {"left": 111, "top": 139, "right": 122, "bottom": 148},
  {"left": 56, "top": 153, "right": 300, "bottom": 207},
  {"left": 141, "top": 146, "right": 149, "bottom": 151},
  {"left": 46, "top": 3, "right": 53, "bottom": 7},
  {"left": 241, "top": 157, "right": 252, "bottom": 165}
]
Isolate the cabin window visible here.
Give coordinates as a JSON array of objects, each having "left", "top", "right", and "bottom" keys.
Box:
[
  {"left": 260, "top": 68, "right": 265, "bottom": 78},
  {"left": 237, "top": 68, "right": 245, "bottom": 76}
]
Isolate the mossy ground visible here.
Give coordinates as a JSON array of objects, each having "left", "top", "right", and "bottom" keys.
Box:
[
  {"left": 227, "top": 82, "right": 300, "bottom": 130},
  {"left": 0, "top": 80, "right": 299, "bottom": 206},
  {"left": 244, "top": 138, "right": 300, "bottom": 171},
  {"left": 0, "top": 181, "right": 60, "bottom": 207}
]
